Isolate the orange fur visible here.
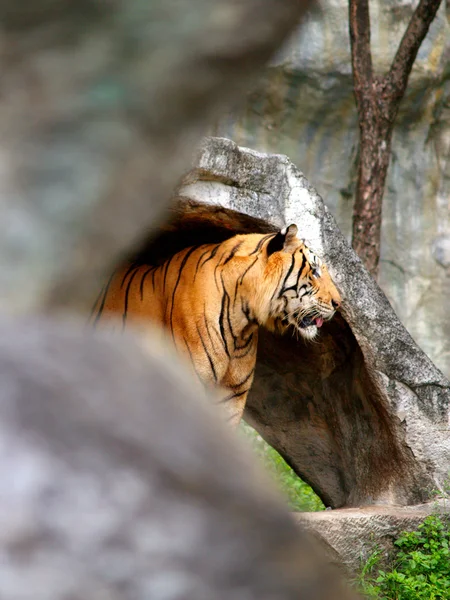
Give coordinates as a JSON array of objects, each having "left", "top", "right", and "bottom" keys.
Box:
[{"left": 90, "top": 225, "right": 341, "bottom": 425}]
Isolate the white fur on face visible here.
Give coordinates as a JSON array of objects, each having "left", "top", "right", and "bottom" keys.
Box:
[{"left": 270, "top": 248, "right": 335, "bottom": 341}]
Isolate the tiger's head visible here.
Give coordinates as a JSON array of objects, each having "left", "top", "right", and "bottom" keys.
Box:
[{"left": 256, "top": 224, "right": 341, "bottom": 340}]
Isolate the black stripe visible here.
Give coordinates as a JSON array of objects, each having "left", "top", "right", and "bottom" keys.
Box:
[
  {"left": 89, "top": 286, "right": 107, "bottom": 323},
  {"left": 229, "top": 369, "right": 255, "bottom": 389},
  {"left": 235, "top": 332, "right": 254, "bottom": 351},
  {"left": 278, "top": 254, "right": 296, "bottom": 298},
  {"left": 120, "top": 263, "right": 138, "bottom": 289},
  {"left": 219, "top": 271, "right": 241, "bottom": 351},
  {"left": 196, "top": 324, "right": 218, "bottom": 383},
  {"left": 227, "top": 300, "right": 238, "bottom": 348},
  {"left": 213, "top": 250, "right": 229, "bottom": 291},
  {"left": 296, "top": 251, "right": 307, "bottom": 286},
  {"left": 169, "top": 246, "right": 199, "bottom": 340},
  {"left": 241, "top": 298, "right": 252, "bottom": 322},
  {"left": 199, "top": 244, "right": 220, "bottom": 269},
  {"left": 162, "top": 254, "right": 176, "bottom": 294},
  {"left": 122, "top": 266, "right": 140, "bottom": 328},
  {"left": 90, "top": 270, "right": 118, "bottom": 327},
  {"left": 249, "top": 233, "right": 276, "bottom": 256},
  {"left": 204, "top": 308, "right": 219, "bottom": 353},
  {"left": 219, "top": 389, "right": 248, "bottom": 404},
  {"left": 298, "top": 284, "right": 310, "bottom": 299},
  {"left": 236, "top": 338, "right": 256, "bottom": 357},
  {"left": 182, "top": 336, "right": 204, "bottom": 386},
  {"left": 283, "top": 284, "right": 298, "bottom": 293},
  {"left": 222, "top": 241, "right": 243, "bottom": 265},
  {"left": 233, "top": 256, "right": 259, "bottom": 304},
  {"left": 194, "top": 246, "right": 211, "bottom": 279},
  {"left": 218, "top": 289, "right": 230, "bottom": 358},
  {"left": 139, "top": 266, "right": 156, "bottom": 301},
  {"left": 220, "top": 273, "right": 239, "bottom": 349},
  {"left": 283, "top": 252, "right": 307, "bottom": 294}
]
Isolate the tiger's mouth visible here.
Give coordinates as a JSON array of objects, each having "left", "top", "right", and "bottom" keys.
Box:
[
  {"left": 299, "top": 316, "right": 324, "bottom": 329},
  {"left": 280, "top": 309, "right": 334, "bottom": 340}
]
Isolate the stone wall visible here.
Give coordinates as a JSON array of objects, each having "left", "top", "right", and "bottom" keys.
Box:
[{"left": 216, "top": 0, "right": 450, "bottom": 377}]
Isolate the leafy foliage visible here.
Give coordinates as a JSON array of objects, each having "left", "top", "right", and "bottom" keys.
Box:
[
  {"left": 239, "top": 422, "right": 324, "bottom": 512},
  {"left": 357, "top": 515, "right": 450, "bottom": 599}
]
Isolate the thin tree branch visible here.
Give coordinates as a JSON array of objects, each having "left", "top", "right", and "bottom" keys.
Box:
[
  {"left": 349, "top": 0, "right": 373, "bottom": 105},
  {"left": 387, "top": 0, "right": 443, "bottom": 102}
]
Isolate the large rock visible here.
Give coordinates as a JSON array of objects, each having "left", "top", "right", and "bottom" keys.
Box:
[
  {"left": 216, "top": 0, "right": 450, "bottom": 379},
  {"left": 294, "top": 501, "right": 449, "bottom": 576},
  {"left": 167, "top": 136, "right": 450, "bottom": 508},
  {"left": 0, "top": 3, "right": 360, "bottom": 597},
  {"left": 0, "top": 317, "right": 356, "bottom": 600}
]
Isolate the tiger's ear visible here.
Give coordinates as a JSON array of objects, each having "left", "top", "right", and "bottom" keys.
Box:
[{"left": 267, "top": 224, "right": 298, "bottom": 256}]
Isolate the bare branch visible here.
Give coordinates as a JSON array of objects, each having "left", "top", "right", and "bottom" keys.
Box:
[
  {"left": 348, "top": 0, "right": 373, "bottom": 107},
  {"left": 387, "top": 0, "right": 443, "bottom": 104}
]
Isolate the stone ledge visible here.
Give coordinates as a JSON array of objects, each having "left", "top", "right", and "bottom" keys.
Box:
[{"left": 293, "top": 501, "right": 449, "bottom": 576}]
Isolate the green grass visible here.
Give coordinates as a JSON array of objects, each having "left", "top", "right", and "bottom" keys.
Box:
[
  {"left": 356, "top": 515, "right": 450, "bottom": 599},
  {"left": 239, "top": 421, "right": 325, "bottom": 512},
  {"left": 241, "top": 421, "right": 450, "bottom": 597},
  {"left": 240, "top": 425, "right": 450, "bottom": 599}
]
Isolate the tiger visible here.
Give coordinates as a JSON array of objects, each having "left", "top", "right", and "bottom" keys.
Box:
[{"left": 90, "top": 224, "right": 341, "bottom": 426}]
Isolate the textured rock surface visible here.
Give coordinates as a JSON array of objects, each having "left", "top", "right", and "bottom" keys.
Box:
[
  {"left": 172, "top": 135, "right": 450, "bottom": 507},
  {"left": 0, "top": 0, "right": 312, "bottom": 314},
  {"left": 0, "top": 3, "right": 363, "bottom": 596},
  {"left": 216, "top": 0, "right": 450, "bottom": 378},
  {"left": 0, "top": 317, "right": 357, "bottom": 600},
  {"left": 294, "top": 502, "right": 449, "bottom": 576}
]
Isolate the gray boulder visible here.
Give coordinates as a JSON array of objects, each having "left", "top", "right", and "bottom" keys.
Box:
[
  {"left": 295, "top": 501, "right": 450, "bottom": 576},
  {"left": 171, "top": 136, "right": 450, "bottom": 508},
  {"left": 0, "top": 317, "right": 356, "bottom": 600}
]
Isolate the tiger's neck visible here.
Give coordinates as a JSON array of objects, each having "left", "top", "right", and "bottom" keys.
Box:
[
  {"left": 216, "top": 262, "right": 264, "bottom": 344},
  {"left": 222, "top": 255, "right": 278, "bottom": 332}
]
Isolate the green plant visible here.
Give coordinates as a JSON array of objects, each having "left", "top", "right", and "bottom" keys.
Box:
[
  {"left": 239, "top": 421, "right": 324, "bottom": 512},
  {"left": 357, "top": 515, "right": 450, "bottom": 599}
]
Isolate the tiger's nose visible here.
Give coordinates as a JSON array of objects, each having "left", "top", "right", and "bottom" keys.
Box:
[{"left": 332, "top": 299, "right": 340, "bottom": 310}]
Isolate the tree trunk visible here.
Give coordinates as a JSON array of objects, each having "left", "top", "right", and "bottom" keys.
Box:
[
  {"left": 349, "top": 0, "right": 443, "bottom": 279},
  {"left": 352, "top": 87, "right": 393, "bottom": 278}
]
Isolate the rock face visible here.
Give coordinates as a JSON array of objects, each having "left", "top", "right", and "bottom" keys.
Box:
[
  {"left": 0, "top": 317, "right": 356, "bottom": 600},
  {"left": 171, "top": 135, "right": 450, "bottom": 508},
  {"left": 216, "top": 0, "right": 450, "bottom": 379}
]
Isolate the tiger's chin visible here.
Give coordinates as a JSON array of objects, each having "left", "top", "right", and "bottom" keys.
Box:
[
  {"left": 294, "top": 315, "right": 324, "bottom": 341},
  {"left": 296, "top": 323, "right": 319, "bottom": 340}
]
